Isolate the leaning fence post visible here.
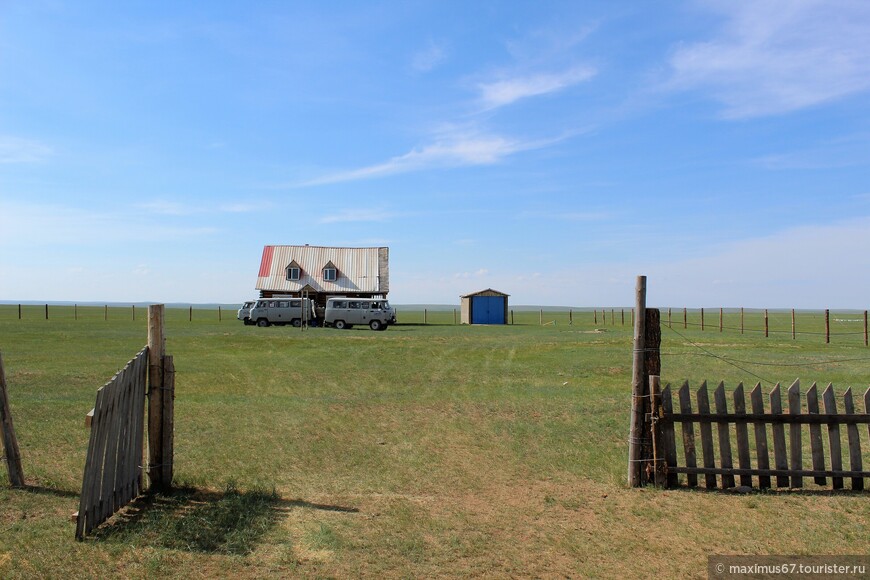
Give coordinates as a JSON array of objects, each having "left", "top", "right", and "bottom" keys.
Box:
[
  {"left": 0, "top": 352, "right": 25, "bottom": 487},
  {"left": 147, "top": 305, "right": 166, "bottom": 491},
  {"left": 628, "top": 276, "right": 647, "bottom": 487}
]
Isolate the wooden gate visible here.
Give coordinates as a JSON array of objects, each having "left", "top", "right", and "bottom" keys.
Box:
[
  {"left": 649, "top": 378, "right": 870, "bottom": 490},
  {"left": 75, "top": 348, "right": 148, "bottom": 539}
]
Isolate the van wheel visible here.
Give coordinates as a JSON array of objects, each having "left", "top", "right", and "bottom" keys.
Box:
[
  {"left": 334, "top": 320, "right": 347, "bottom": 330},
  {"left": 257, "top": 319, "right": 269, "bottom": 327},
  {"left": 369, "top": 320, "right": 382, "bottom": 331},
  {"left": 291, "top": 319, "right": 302, "bottom": 327}
]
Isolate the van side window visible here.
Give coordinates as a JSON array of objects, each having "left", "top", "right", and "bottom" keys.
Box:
[
  {"left": 269, "top": 301, "right": 277, "bottom": 308},
  {"left": 333, "top": 301, "right": 347, "bottom": 309},
  {"left": 370, "top": 302, "right": 381, "bottom": 310},
  {"left": 348, "top": 301, "right": 361, "bottom": 309},
  {"left": 278, "top": 301, "right": 289, "bottom": 308},
  {"left": 257, "top": 301, "right": 268, "bottom": 308},
  {"left": 290, "top": 300, "right": 301, "bottom": 307}
]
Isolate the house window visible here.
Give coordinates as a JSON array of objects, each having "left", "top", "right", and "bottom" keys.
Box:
[
  {"left": 286, "top": 266, "right": 300, "bottom": 281},
  {"left": 323, "top": 267, "right": 337, "bottom": 281}
]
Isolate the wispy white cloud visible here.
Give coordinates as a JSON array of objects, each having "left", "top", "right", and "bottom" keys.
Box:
[
  {"left": 299, "top": 130, "right": 570, "bottom": 186},
  {"left": 454, "top": 269, "right": 490, "bottom": 279},
  {"left": 476, "top": 66, "right": 597, "bottom": 109},
  {"left": 752, "top": 133, "right": 870, "bottom": 170},
  {"left": 669, "top": 0, "right": 870, "bottom": 118},
  {"left": 138, "top": 200, "right": 262, "bottom": 215},
  {"left": 411, "top": 39, "right": 447, "bottom": 72},
  {"left": 0, "top": 136, "right": 52, "bottom": 163},
  {"left": 0, "top": 201, "right": 217, "bottom": 246}
]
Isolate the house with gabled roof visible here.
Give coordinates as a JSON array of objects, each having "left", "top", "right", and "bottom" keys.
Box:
[{"left": 255, "top": 245, "right": 389, "bottom": 306}]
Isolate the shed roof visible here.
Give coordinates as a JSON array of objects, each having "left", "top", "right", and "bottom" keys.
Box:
[
  {"left": 460, "top": 288, "right": 510, "bottom": 298},
  {"left": 256, "top": 245, "right": 388, "bottom": 294}
]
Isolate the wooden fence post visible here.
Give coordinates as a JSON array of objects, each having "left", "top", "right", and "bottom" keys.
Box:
[
  {"left": 865, "top": 310, "right": 868, "bottom": 347},
  {"left": 667, "top": 307, "right": 671, "bottom": 328},
  {"left": 825, "top": 309, "right": 830, "bottom": 344},
  {"left": 791, "top": 309, "right": 795, "bottom": 340},
  {"left": 628, "top": 276, "right": 647, "bottom": 487},
  {"left": 132, "top": 305, "right": 135, "bottom": 321},
  {"left": 701, "top": 308, "right": 705, "bottom": 331},
  {"left": 719, "top": 308, "right": 723, "bottom": 333},
  {"left": 764, "top": 309, "right": 769, "bottom": 338},
  {"left": 189, "top": 306, "right": 193, "bottom": 322},
  {"left": 0, "top": 352, "right": 25, "bottom": 487},
  {"left": 621, "top": 309, "right": 625, "bottom": 326},
  {"left": 45, "top": 304, "right": 49, "bottom": 320},
  {"left": 740, "top": 307, "right": 744, "bottom": 334},
  {"left": 18, "top": 304, "right": 21, "bottom": 320},
  {"left": 594, "top": 310, "right": 597, "bottom": 324},
  {"left": 683, "top": 307, "right": 687, "bottom": 329},
  {"left": 424, "top": 309, "right": 428, "bottom": 325},
  {"left": 104, "top": 305, "right": 108, "bottom": 321},
  {"left": 569, "top": 309, "right": 573, "bottom": 325},
  {"left": 147, "top": 305, "right": 167, "bottom": 491}
]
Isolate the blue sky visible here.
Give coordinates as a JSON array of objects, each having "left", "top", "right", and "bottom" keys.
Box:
[{"left": 1, "top": 1, "right": 869, "bottom": 307}]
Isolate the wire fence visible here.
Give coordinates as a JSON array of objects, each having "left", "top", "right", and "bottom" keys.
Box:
[{"left": 2, "top": 304, "right": 868, "bottom": 346}]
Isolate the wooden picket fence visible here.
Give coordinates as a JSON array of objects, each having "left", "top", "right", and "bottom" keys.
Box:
[
  {"left": 649, "top": 378, "right": 870, "bottom": 490},
  {"left": 75, "top": 348, "right": 149, "bottom": 539}
]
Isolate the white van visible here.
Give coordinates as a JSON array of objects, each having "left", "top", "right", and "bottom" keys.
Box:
[
  {"left": 324, "top": 297, "right": 395, "bottom": 331},
  {"left": 237, "top": 301, "right": 255, "bottom": 324},
  {"left": 245, "top": 298, "right": 316, "bottom": 327}
]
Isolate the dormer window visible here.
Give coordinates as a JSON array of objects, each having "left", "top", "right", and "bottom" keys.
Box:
[
  {"left": 286, "top": 260, "right": 302, "bottom": 281},
  {"left": 323, "top": 261, "right": 338, "bottom": 282}
]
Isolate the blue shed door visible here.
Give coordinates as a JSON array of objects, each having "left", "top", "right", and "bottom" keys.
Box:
[{"left": 472, "top": 296, "right": 505, "bottom": 324}]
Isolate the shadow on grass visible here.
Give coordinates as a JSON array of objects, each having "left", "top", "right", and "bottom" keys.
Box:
[
  {"left": 89, "top": 482, "right": 358, "bottom": 555},
  {"left": 17, "top": 484, "right": 81, "bottom": 499}
]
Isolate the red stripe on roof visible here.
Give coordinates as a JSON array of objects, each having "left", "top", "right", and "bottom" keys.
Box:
[{"left": 258, "top": 246, "right": 274, "bottom": 277}]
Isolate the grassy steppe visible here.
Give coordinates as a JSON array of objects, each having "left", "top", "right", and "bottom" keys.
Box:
[{"left": 0, "top": 306, "right": 868, "bottom": 578}]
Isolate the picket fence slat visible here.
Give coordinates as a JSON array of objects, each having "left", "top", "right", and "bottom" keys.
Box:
[
  {"left": 787, "top": 381, "right": 803, "bottom": 488},
  {"left": 733, "top": 384, "right": 752, "bottom": 487},
  {"left": 661, "top": 386, "right": 678, "bottom": 488},
  {"left": 806, "top": 384, "right": 826, "bottom": 485},
  {"left": 823, "top": 384, "right": 844, "bottom": 489},
  {"left": 844, "top": 389, "right": 864, "bottom": 491},
  {"left": 714, "top": 383, "right": 735, "bottom": 489},
  {"left": 696, "top": 382, "right": 717, "bottom": 489},
  {"left": 677, "top": 383, "right": 697, "bottom": 487},
  {"left": 76, "top": 348, "right": 149, "bottom": 540},
  {"left": 749, "top": 384, "right": 771, "bottom": 489},
  {"left": 769, "top": 385, "right": 789, "bottom": 487},
  {"left": 650, "top": 379, "right": 870, "bottom": 491}
]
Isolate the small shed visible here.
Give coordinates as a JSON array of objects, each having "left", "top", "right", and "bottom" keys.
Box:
[{"left": 460, "top": 289, "right": 509, "bottom": 325}]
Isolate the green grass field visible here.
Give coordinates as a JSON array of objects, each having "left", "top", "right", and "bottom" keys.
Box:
[{"left": 0, "top": 305, "right": 868, "bottom": 578}]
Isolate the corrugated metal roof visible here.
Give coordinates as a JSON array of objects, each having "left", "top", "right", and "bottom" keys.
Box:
[{"left": 255, "top": 245, "right": 387, "bottom": 294}]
